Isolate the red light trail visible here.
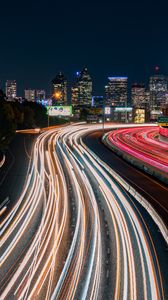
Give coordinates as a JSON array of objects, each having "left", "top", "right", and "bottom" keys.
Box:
[{"left": 107, "top": 126, "right": 168, "bottom": 174}]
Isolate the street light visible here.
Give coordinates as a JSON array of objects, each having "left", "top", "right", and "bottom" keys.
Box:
[
  {"left": 48, "top": 99, "right": 52, "bottom": 127},
  {"left": 54, "top": 92, "right": 61, "bottom": 99},
  {"left": 48, "top": 91, "right": 62, "bottom": 127}
]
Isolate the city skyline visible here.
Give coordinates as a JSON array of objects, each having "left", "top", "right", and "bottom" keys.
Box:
[
  {"left": 1, "top": 66, "right": 168, "bottom": 99},
  {"left": 0, "top": 0, "right": 168, "bottom": 96}
]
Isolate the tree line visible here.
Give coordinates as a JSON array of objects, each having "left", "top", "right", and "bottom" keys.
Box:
[{"left": 0, "top": 89, "right": 47, "bottom": 150}]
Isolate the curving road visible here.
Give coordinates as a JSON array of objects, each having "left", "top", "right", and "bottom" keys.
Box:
[
  {"left": 106, "top": 126, "right": 168, "bottom": 175},
  {"left": 0, "top": 123, "right": 167, "bottom": 300}
]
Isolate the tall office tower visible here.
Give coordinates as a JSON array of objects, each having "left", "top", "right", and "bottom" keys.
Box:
[
  {"left": 71, "top": 68, "right": 92, "bottom": 106},
  {"left": 6, "top": 80, "right": 17, "bottom": 99},
  {"left": 35, "top": 90, "right": 46, "bottom": 101},
  {"left": 25, "top": 89, "right": 36, "bottom": 102},
  {"left": 71, "top": 85, "right": 79, "bottom": 105},
  {"left": 105, "top": 77, "right": 128, "bottom": 107},
  {"left": 149, "top": 75, "right": 168, "bottom": 110},
  {"left": 131, "top": 83, "right": 150, "bottom": 108},
  {"left": 165, "top": 93, "right": 168, "bottom": 104},
  {"left": 52, "top": 72, "right": 67, "bottom": 105}
]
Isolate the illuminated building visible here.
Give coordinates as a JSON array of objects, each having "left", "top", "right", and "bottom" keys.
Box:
[
  {"left": 165, "top": 93, "right": 168, "bottom": 104},
  {"left": 52, "top": 72, "right": 67, "bottom": 105},
  {"left": 105, "top": 77, "right": 128, "bottom": 107},
  {"left": 71, "top": 68, "right": 92, "bottom": 106},
  {"left": 6, "top": 80, "right": 17, "bottom": 99},
  {"left": 35, "top": 90, "right": 46, "bottom": 101},
  {"left": 133, "top": 108, "right": 145, "bottom": 123},
  {"left": 25, "top": 89, "right": 36, "bottom": 101},
  {"left": 92, "top": 96, "right": 104, "bottom": 107},
  {"left": 71, "top": 85, "right": 79, "bottom": 106},
  {"left": 113, "top": 107, "right": 133, "bottom": 123},
  {"left": 149, "top": 75, "right": 168, "bottom": 110},
  {"left": 131, "top": 83, "right": 150, "bottom": 108}
]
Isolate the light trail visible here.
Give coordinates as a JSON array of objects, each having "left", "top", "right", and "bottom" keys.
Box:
[
  {"left": 0, "top": 123, "right": 166, "bottom": 300},
  {"left": 106, "top": 126, "right": 168, "bottom": 176}
]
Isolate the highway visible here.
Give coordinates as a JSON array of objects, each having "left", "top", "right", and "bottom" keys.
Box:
[
  {"left": 106, "top": 126, "right": 168, "bottom": 177},
  {"left": 84, "top": 129, "right": 168, "bottom": 228},
  {"left": 0, "top": 133, "right": 38, "bottom": 219},
  {"left": 0, "top": 123, "right": 168, "bottom": 299}
]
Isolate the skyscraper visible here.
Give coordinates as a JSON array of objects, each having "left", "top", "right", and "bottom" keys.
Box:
[
  {"left": 35, "top": 90, "right": 46, "bottom": 101},
  {"left": 71, "top": 84, "right": 79, "bottom": 106},
  {"left": 131, "top": 83, "right": 150, "bottom": 108},
  {"left": 105, "top": 77, "right": 128, "bottom": 107},
  {"left": 25, "top": 89, "right": 36, "bottom": 102},
  {"left": 6, "top": 80, "right": 17, "bottom": 99},
  {"left": 52, "top": 72, "right": 67, "bottom": 105},
  {"left": 71, "top": 68, "right": 92, "bottom": 106},
  {"left": 149, "top": 75, "right": 168, "bottom": 110}
]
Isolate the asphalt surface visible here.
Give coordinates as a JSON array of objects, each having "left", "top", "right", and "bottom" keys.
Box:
[
  {"left": 54, "top": 124, "right": 168, "bottom": 299},
  {"left": 1, "top": 125, "right": 168, "bottom": 300},
  {"left": 0, "top": 134, "right": 35, "bottom": 211},
  {"left": 83, "top": 130, "right": 168, "bottom": 228},
  {"left": 1, "top": 129, "right": 70, "bottom": 299}
]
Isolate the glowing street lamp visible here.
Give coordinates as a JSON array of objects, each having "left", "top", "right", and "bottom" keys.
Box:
[
  {"left": 54, "top": 91, "right": 61, "bottom": 99},
  {"left": 48, "top": 92, "right": 62, "bottom": 127}
]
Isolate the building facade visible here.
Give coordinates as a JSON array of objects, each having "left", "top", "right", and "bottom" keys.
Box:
[
  {"left": 25, "top": 89, "right": 36, "bottom": 102},
  {"left": 35, "top": 90, "right": 46, "bottom": 101},
  {"left": 71, "top": 68, "right": 92, "bottom": 106},
  {"left": 52, "top": 72, "right": 67, "bottom": 105},
  {"left": 149, "top": 75, "right": 168, "bottom": 110},
  {"left": 6, "top": 80, "right": 17, "bottom": 99},
  {"left": 71, "top": 85, "right": 79, "bottom": 105},
  {"left": 105, "top": 77, "right": 128, "bottom": 107},
  {"left": 132, "top": 83, "right": 145, "bottom": 106}
]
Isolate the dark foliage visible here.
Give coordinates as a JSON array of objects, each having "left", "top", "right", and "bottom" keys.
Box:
[{"left": 0, "top": 91, "right": 48, "bottom": 149}]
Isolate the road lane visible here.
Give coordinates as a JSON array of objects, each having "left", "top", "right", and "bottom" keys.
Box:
[
  {"left": 1, "top": 123, "right": 167, "bottom": 300},
  {"left": 84, "top": 130, "right": 168, "bottom": 228}
]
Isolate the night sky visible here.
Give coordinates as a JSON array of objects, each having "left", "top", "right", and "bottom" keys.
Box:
[{"left": 0, "top": 0, "right": 168, "bottom": 97}]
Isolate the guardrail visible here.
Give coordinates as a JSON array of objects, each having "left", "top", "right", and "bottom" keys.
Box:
[{"left": 81, "top": 135, "right": 168, "bottom": 245}]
